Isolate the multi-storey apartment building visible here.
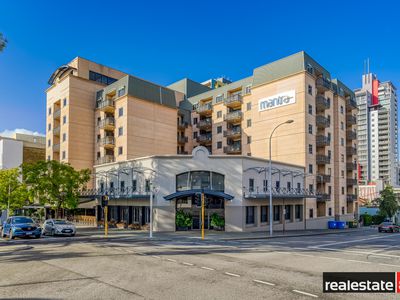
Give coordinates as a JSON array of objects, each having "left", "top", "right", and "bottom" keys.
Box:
[
  {"left": 355, "top": 73, "right": 398, "bottom": 186},
  {"left": 46, "top": 51, "right": 358, "bottom": 230}
]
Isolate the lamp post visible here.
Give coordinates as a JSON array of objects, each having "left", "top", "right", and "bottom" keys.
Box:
[
  {"left": 149, "top": 182, "right": 153, "bottom": 239},
  {"left": 269, "top": 120, "right": 294, "bottom": 237}
]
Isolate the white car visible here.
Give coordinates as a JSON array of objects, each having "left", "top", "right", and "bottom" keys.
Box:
[{"left": 43, "top": 219, "right": 76, "bottom": 236}]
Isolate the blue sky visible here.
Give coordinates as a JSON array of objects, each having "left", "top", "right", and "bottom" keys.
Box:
[{"left": 0, "top": 0, "right": 399, "bottom": 134}]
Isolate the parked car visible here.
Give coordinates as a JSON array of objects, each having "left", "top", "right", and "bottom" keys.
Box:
[
  {"left": 42, "top": 219, "right": 76, "bottom": 236},
  {"left": 378, "top": 222, "right": 400, "bottom": 233},
  {"left": 1, "top": 216, "right": 42, "bottom": 239}
]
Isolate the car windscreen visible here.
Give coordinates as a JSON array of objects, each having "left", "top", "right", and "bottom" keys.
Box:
[
  {"left": 12, "top": 217, "right": 34, "bottom": 224},
  {"left": 382, "top": 222, "right": 393, "bottom": 226},
  {"left": 54, "top": 220, "right": 69, "bottom": 224}
]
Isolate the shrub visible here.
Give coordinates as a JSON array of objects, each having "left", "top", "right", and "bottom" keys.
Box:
[
  {"left": 362, "top": 213, "right": 372, "bottom": 226},
  {"left": 210, "top": 213, "right": 225, "bottom": 228},
  {"left": 175, "top": 210, "right": 193, "bottom": 228}
]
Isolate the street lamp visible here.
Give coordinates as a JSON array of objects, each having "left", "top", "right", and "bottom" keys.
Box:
[{"left": 269, "top": 120, "right": 294, "bottom": 236}]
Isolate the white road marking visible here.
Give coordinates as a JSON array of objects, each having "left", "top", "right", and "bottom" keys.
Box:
[
  {"left": 137, "top": 252, "right": 146, "bottom": 255},
  {"left": 379, "top": 263, "right": 399, "bottom": 267},
  {"left": 166, "top": 258, "right": 177, "bottom": 262},
  {"left": 224, "top": 272, "right": 240, "bottom": 277},
  {"left": 310, "top": 235, "right": 399, "bottom": 248},
  {"left": 346, "top": 259, "right": 371, "bottom": 264},
  {"left": 201, "top": 266, "right": 215, "bottom": 271},
  {"left": 292, "top": 289, "right": 318, "bottom": 298},
  {"left": 182, "top": 262, "right": 194, "bottom": 266},
  {"left": 253, "top": 279, "right": 275, "bottom": 286},
  {"left": 152, "top": 255, "right": 161, "bottom": 259}
]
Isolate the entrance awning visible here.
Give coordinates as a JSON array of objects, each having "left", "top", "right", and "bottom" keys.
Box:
[{"left": 164, "top": 189, "right": 234, "bottom": 201}]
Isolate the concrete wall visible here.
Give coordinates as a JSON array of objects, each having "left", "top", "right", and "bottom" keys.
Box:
[{"left": 0, "top": 139, "right": 23, "bottom": 169}]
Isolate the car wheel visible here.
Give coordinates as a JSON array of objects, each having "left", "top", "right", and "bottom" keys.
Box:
[{"left": 1, "top": 230, "right": 6, "bottom": 238}]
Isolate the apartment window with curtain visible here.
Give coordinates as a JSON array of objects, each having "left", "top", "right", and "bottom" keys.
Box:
[
  {"left": 118, "top": 107, "right": 124, "bottom": 117},
  {"left": 246, "top": 206, "right": 255, "bottom": 224},
  {"left": 246, "top": 102, "right": 251, "bottom": 111}
]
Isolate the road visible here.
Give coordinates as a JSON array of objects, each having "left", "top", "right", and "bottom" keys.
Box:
[{"left": 0, "top": 228, "right": 399, "bottom": 299}]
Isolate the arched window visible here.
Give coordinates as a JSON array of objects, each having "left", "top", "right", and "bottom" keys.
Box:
[{"left": 176, "top": 171, "right": 224, "bottom": 192}]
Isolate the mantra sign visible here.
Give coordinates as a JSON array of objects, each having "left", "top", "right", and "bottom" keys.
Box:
[{"left": 258, "top": 90, "right": 296, "bottom": 112}]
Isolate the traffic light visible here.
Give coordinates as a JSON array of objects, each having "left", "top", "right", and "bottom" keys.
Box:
[
  {"left": 101, "top": 195, "right": 109, "bottom": 207},
  {"left": 193, "top": 193, "right": 201, "bottom": 207}
]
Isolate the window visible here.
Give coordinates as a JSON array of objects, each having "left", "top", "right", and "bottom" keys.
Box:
[
  {"left": 341, "top": 206, "right": 345, "bottom": 214},
  {"left": 217, "top": 111, "right": 222, "bottom": 118},
  {"left": 276, "top": 181, "right": 280, "bottom": 189},
  {"left": 118, "top": 107, "right": 123, "bottom": 117},
  {"left": 89, "top": 70, "right": 117, "bottom": 85},
  {"left": 48, "top": 123, "right": 51, "bottom": 131},
  {"left": 215, "top": 95, "right": 223, "bottom": 103},
  {"left": 260, "top": 206, "right": 268, "bottom": 223},
  {"left": 246, "top": 102, "right": 251, "bottom": 111},
  {"left": 308, "top": 104, "right": 313, "bottom": 114},
  {"left": 132, "top": 179, "right": 137, "bottom": 192},
  {"left": 217, "top": 126, "right": 222, "bottom": 134},
  {"left": 63, "top": 98, "right": 67, "bottom": 107},
  {"left": 118, "top": 127, "right": 123, "bottom": 136},
  {"left": 328, "top": 207, "right": 332, "bottom": 216},
  {"left": 297, "top": 182, "right": 301, "bottom": 192},
  {"left": 263, "top": 180, "right": 268, "bottom": 192},
  {"left": 217, "top": 141, "right": 222, "bottom": 149},
  {"left": 120, "top": 181, "right": 125, "bottom": 192},
  {"left": 309, "top": 208, "right": 314, "bottom": 218},
  {"left": 328, "top": 132, "right": 331, "bottom": 142},
  {"left": 249, "top": 178, "right": 254, "bottom": 192},
  {"left": 193, "top": 117, "right": 198, "bottom": 125},
  {"left": 247, "top": 119, "right": 252, "bottom": 127},
  {"left": 246, "top": 206, "right": 255, "bottom": 224},
  {"left": 308, "top": 124, "right": 313, "bottom": 134},
  {"left": 308, "top": 144, "right": 313, "bottom": 154},
  {"left": 47, "top": 155, "right": 50, "bottom": 161},
  {"left": 48, "top": 107, "right": 52, "bottom": 115},
  {"left": 193, "top": 132, "right": 198, "bottom": 139},
  {"left": 341, "top": 154, "right": 344, "bottom": 163},
  {"left": 328, "top": 150, "right": 331, "bottom": 159},
  {"left": 309, "top": 164, "right": 313, "bottom": 174},
  {"left": 118, "top": 146, "right": 123, "bottom": 155},
  {"left": 62, "top": 151, "right": 66, "bottom": 160},
  {"left": 295, "top": 205, "right": 302, "bottom": 219},
  {"left": 145, "top": 180, "right": 151, "bottom": 192},
  {"left": 340, "top": 105, "right": 344, "bottom": 114},
  {"left": 62, "top": 133, "right": 66, "bottom": 142},
  {"left": 341, "top": 186, "right": 345, "bottom": 195},
  {"left": 308, "top": 84, "right": 313, "bottom": 95},
  {"left": 273, "top": 205, "right": 281, "bottom": 221},
  {"left": 328, "top": 186, "right": 332, "bottom": 194},
  {"left": 341, "top": 138, "right": 344, "bottom": 146},
  {"left": 287, "top": 182, "right": 291, "bottom": 190},
  {"left": 48, "top": 139, "right": 51, "bottom": 147},
  {"left": 285, "top": 205, "right": 291, "bottom": 220},
  {"left": 97, "top": 134, "right": 101, "bottom": 143},
  {"left": 110, "top": 182, "right": 114, "bottom": 190},
  {"left": 97, "top": 152, "right": 100, "bottom": 159},
  {"left": 118, "top": 86, "right": 126, "bottom": 97},
  {"left": 247, "top": 136, "right": 252, "bottom": 144},
  {"left": 341, "top": 122, "right": 344, "bottom": 130},
  {"left": 63, "top": 115, "right": 67, "bottom": 124},
  {"left": 309, "top": 184, "right": 313, "bottom": 193},
  {"left": 245, "top": 85, "right": 251, "bottom": 95}
]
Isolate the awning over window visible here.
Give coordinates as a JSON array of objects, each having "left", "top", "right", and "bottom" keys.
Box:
[{"left": 164, "top": 189, "right": 234, "bottom": 201}]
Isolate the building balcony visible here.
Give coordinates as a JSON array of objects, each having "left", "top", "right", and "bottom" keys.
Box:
[
  {"left": 100, "top": 136, "right": 115, "bottom": 149},
  {"left": 96, "top": 155, "right": 115, "bottom": 165},
  {"left": 177, "top": 136, "right": 188, "bottom": 144},
  {"left": 346, "top": 96, "right": 357, "bottom": 109},
  {"left": 346, "top": 163, "right": 357, "bottom": 171},
  {"left": 196, "top": 103, "right": 213, "bottom": 115},
  {"left": 53, "top": 143, "right": 60, "bottom": 152},
  {"left": 196, "top": 134, "right": 212, "bottom": 145},
  {"left": 346, "top": 115, "right": 357, "bottom": 126},
  {"left": 317, "top": 193, "right": 331, "bottom": 202},
  {"left": 316, "top": 154, "right": 330, "bottom": 165},
  {"left": 53, "top": 126, "right": 60, "bottom": 136},
  {"left": 224, "top": 111, "right": 243, "bottom": 124},
  {"left": 53, "top": 109, "right": 61, "bottom": 119},
  {"left": 316, "top": 115, "right": 330, "bottom": 129},
  {"left": 196, "top": 119, "right": 212, "bottom": 130},
  {"left": 346, "top": 146, "right": 357, "bottom": 156},
  {"left": 316, "top": 95, "right": 330, "bottom": 112},
  {"left": 98, "top": 117, "right": 115, "bottom": 131},
  {"left": 347, "top": 194, "right": 357, "bottom": 202},
  {"left": 224, "top": 94, "right": 243, "bottom": 108},
  {"left": 316, "top": 174, "right": 331, "bottom": 183},
  {"left": 224, "top": 145, "right": 242, "bottom": 154},
  {"left": 347, "top": 178, "right": 358, "bottom": 186},
  {"left": 177, "top": 121, "right": 188, "bottom": 130},
  {"left": 316, "top": 77, "right": 331, "bottom": 91},
  {"left": 316, "top": 135, "right": 330, "bottom": 147},
  {"left": 346, "top": 130, "right": 357, "bottom": 140},
  {"left": 96, "top": 99, "right": 115, "bottom": 112},
  {"left": 223, "top": 128, "right": 242, "bottom": 140}
]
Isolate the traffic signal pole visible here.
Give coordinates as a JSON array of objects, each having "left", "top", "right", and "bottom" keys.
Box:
[
  {"left": 104, "top": 205, "right": 108, "bottom": 237},
  {"left": 201, "top": 192, "right": 205, "bottom": 240}
]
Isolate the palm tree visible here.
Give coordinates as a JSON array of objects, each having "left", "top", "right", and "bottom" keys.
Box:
[{"left": 0, "top": 33, "right": 7, "bottom": 52}]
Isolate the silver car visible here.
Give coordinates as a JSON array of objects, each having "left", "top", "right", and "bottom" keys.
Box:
[{"left": 43, "top": 219, "right": 76, "bottom": 236}]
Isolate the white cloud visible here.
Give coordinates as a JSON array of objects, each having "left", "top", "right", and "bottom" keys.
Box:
[{"left": 0, "top": 128, "right": 45, "bottom": 138}]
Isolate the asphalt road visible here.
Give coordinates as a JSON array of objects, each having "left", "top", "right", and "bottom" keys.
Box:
[{"left": 1, "top": 228, "right": 400, "bottom": 299}]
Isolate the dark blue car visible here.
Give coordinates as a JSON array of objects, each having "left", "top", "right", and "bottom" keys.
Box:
[{"left": 1, "top": 216, "right": 42, "bottom": 239}]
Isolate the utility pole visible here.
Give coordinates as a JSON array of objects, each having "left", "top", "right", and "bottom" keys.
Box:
[
  {"left": 149, "top": 183, "right": 153, "bottom": 238},
  {"left": 201, "top": 191, "right": 205, "bottom": 240},
  {"left": 7, "top": 183, "right": 10, "bottom": 215}
]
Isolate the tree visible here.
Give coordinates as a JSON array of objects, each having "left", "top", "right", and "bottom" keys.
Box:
[
  {"left": 22, "top": 160, "right": 91, "bottom": 217},
  {"left": 0, "top": 33, "right": 7, "bottom": 52},
  {"left": 378, "top": 185, "right": 399, "bottom": 220},
  {"left": 0, "top": 168, "right": 29, "bottom": 212}
]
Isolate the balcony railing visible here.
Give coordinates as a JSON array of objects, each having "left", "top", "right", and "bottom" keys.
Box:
[
  {"left": 196, "top": 119, "right": 212, "bottom": 130},
  {"left": 346, "top": 163, "right": 357, "bottom": 171},
  {"left": 224, "top": 94, "right": 243, "bottom": 108},
  {"left": 53, "top": 143, "right": 60, "bottom": 152},
  {"left": 316, "top": 95, "right": 330, "bottom": 111},
  {"left": 316, "top": 115, "right": 330, "bottom": 129},
  {"left": 223, "top": 128, "right": 242, "bottom": 139},
  {"left": 244, "top": 187, "right": 318, "bottom": 199},
  {"left": 347, "top": 178, "right": 358, "bottom": 186},
  {"left": 53, "top": 109, "right": 61, "bottom": 119},
  {"left": 224, "top": 111, "right": 243, "bottom": 123},
  {"left": 96, "top": 155, "right": 115, "bottom": 165},
  {"left": 100, "top": 136, "right": 115, "bottom": 147},
  {"left": 316, "top": 154, "right": 330, "bottom": 165},
  {"left": 96, "top": 99, "right": 115, "bottom": 111},
  {"left": 347, "top": 194, "right": 357, "bottom": 202},
  {"left": 347, "top": 130, "right": 357, "bottom": 140},
  {"left": 53, "top": 126, "right": 60, "bottom": 136},
  {"left": 177, "top": 121, "right": 188, "bottom": 130},
  {"left": 196, "top": 134, "right": 212, "bottom": 144},
  {"left": 317, "top": 193, "right": 331, "bottom": 202},
  {"left": 98, "top": 117, "right": 115, "bottom": 130},
  {"left": 316, "top": 174, "right": 331, "bottom": 183},
  {"left": 316, "top": 135, "right": 330, "bottom": 147},
  {"left": 177, "top": 136, "right": 188, "bottom": 144},
  {"left": 316, "top": 77, "right": 331, "bottom": 91},
  {"left": 80, "top": 187, "right": 151, "bottom": 199},
  {"left": 196, "top": 103, "right": 213, "bottom": 114},
  {"left": 223, "top": 145, "right": 241, "bottom": 154},
  {"left": 346, "top": 115, "right": 357, "bottom": 125},
  {"left": 346, "top": 146, "right": 357, "bottom": 156},
  {"left": 346, "top": 97, "right": 357, "bottom": 109}
]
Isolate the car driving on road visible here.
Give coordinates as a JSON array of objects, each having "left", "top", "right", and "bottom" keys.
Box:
[
  {"left": 42, "top": 219, "right": 76, "bottom": 236},
  {"left": 378, "top": 221, "right": 400, "bottom": 233},
  {"left": 1, "top": 216, "right": 42, "bottom": 239}
]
